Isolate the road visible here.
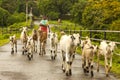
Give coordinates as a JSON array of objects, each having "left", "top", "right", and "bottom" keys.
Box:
[{"left": 0, "top": 40, "right": 119, "bottom": 80}]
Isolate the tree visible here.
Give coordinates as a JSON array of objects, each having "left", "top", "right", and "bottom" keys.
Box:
[
  {"left": 0, "top": 0, "right": 19, "bottom": 14},
  {"left": 38, "top": 0, "right": 72, "bottom": 19},
  {"left": 0, "top": 7, "right": 10, "bottom": 27},
  {"left": 7, "top": 12, "right": 26, "bottom": 26},
  {"left": 70, "top": 0, "right": 87, "bottom": 23},
  {"left": 82, "top": 0, "right": 120, "bottom": 30}
]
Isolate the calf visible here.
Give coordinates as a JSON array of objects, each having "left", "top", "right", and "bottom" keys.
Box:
[
  {"left": 26, "top": 36, "right": 34, "bottom": 60},
  {"left": 20, "top": 27, "right": 28, "bottom": 55},
  {"left": 49, "top": 32, "right": 58, "bottom": 60},
  {"left": 81, "top": 38, "right": 97, "bottom": 77},
  {"left": 9, "top": 35, "right": 17, "bottom": 54},
  {"left": 97, "top": 41, "right": 116, "bottom": 77},
  {"left": 59, "top": 33, "right": 80, "bottom": 76}
]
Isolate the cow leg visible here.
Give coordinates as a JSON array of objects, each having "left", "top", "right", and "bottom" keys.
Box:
[
  {"left": 44, "top": 41, "right": 46, "bottom": 55},
  {"left": 66, "top": 61, "right": 70, "bottom": 76},
  {"left": 11, "top": 48, "right": 14, "bottom": 54},
  {"left": 22, "top": 46, "right": 24, "bottom": 55},
  {"left": 35, "top": 44, "right": 37, "bottom": 53},
  {"left": 15, "top": 43, "right": 17, "bottom": 53},
  {"left": 39, "top": 42, "right": 41, "bottom": 55},
  {"left": 53, "top": 50, "right": 56, "bottom": 60},
  {"left": 62, "top": 51, "right": 65, "bottom": 72},
  {"left": 42, "top": 41, "right": 46, "bottom": 55},
  {"left": 54, "top": 44, "right": 57, "bottom": 59},
  {"left": 97, "top": 54, "right": 100, "bottom": 72},
  {"left": 82, "top": 56, "right": 86, "bottom": 73},
  {"left": 105, "top": 56, "right": 109, "bottom": 77},
  {"left": 69, "top": 54, "right": 73, "bottom": 76},
  {"left": 85, "top": 58, "right": 89, "bottom": 73},
  {"left": 108, "top": 56, "right": 112, "bottom": 72},
  {"left": 90, "top": 59, "right": 94, "bottom": 77},
  {"left": 51, "top": 50, "right": 53, "bottom": 60},
  {"left": 27, "top": 53, "right": 31, "bottom": 61},
  {"left": 65, "top": 52, "right": 70, "bottom": 76}
]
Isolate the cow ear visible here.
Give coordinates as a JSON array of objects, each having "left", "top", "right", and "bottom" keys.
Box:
[
  {"left": 53, "top": 33, "right": 56, "bottom": 37},
  {"left": 48, "top": 33, "right": 50, "bottom": 38},
  {"left": 19, "top": 28, "right": 23, "bottom": 31},
  {"left": 71, "top": 35, "right": 75, "bottom": 40}
]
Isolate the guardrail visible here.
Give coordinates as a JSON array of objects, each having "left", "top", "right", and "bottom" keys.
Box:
[
  {"left": 0, "top": 28, "right": 20, "bottom": 35},
  {"left": 64, "top": 30, "right": 120, "bottom": 45}
]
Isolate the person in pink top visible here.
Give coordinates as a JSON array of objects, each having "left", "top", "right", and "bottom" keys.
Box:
[{"left": 39, "top": 16, "right": 50, "bottom": 33}]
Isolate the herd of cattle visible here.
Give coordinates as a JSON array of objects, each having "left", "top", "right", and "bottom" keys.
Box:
[{"left": 9, "top": 27, "right": 116, "bottom": 77}]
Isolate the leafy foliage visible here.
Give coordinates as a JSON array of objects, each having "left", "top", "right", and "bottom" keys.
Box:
[
  {"left": 7, "top": 12, "right": 26, "bottom": 26},
  {"left": 0, "top": 7, "right": 10, "bottom": 26}
]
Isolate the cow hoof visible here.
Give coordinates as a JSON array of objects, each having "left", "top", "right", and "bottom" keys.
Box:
[
  {"left": 39, "top": 53, "right": 41, "bottom": 55},
  {"left": 51, "top": 56, "right": 53, "bottom": 60},
  {"left": 11, "top": 51, "right": 14, "bottom": 54},
  {"left": 82, "top": 64, "right": 84, "bottom": 68},
  {"left": 97, "top": 69, "right": 99, "bottom": 72},
  {"left": 73, "top": 54, "right": 75, "bottom": 58},
  {"left": 29, "top": 57, "right": 31, "bottom": 60},
  {"left": 62, "top": 68, "right": 65, "bottom": 73},
  {"left": 53, "top": 56, "right": 56, "bottom": 60},
  {"left": 84, "top": 68, "right": 86, "bottom": 73},
  {"left": 31, "top": 55, "right": 33, "bottom": 59},
  {"left": 69, "top": 69, "right": 72, "bottom": 76},
  {"left": 22, "top": 51, "right": 24, "bottom": 55},
  {"left": 91, "top": 71, "right": 94, "bottom": 77},
  {"left": 106, "top": 74, "right": 109, "bottom": 77},
  {"left": 28, "top": 55, "right": 31, "bottom": 61},
  {"left": 66, "top": 72, "right": 69, "bottom": 76}
]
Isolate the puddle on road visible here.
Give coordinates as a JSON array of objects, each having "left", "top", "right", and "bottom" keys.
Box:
[{"left": 0, "top": 71, "right": 29, "bottom": 80}]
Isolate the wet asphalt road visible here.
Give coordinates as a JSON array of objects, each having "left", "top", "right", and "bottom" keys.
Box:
[{"left": 0, "top": 40, "right": 119, "bottom": 80}]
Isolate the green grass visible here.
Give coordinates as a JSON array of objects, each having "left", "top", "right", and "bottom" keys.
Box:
[{"left": 0, "top": 39, "right": 9, "bottom": 46}]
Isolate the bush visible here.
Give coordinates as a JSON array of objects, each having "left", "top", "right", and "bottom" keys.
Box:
[
  {"left": 47, "top": 12, "right": 60, "bottom": 20},
  {"left": 0, "top": 7, "right": 10, "bottom": 27},
  {"left": 7, "top": 12, "right": 26, "bottom": 26},
  {"left": 3, "top": 34, "right": 10, "bottom": 39}
]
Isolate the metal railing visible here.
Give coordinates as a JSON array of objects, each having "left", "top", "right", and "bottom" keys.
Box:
[
  {"left": 0, "top": 28, "right": 21, "bottom": 35},
  {"left": 64, "top": 30, "right": 120, "bottom": 45}
]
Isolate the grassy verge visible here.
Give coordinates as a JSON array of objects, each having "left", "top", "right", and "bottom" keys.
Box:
[{"left": 0, "top": 39, "right": 9, "bottom": 46}]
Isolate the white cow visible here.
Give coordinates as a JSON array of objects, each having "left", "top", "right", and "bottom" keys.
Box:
[
  {"left": 26, "top": 36, "right": 34, "bottom": 60},
  {"left": 81, "top": 38, "right": 98, "bottom": 77},
  {"left": 97, "top": 40, "right": 116, "bottom": 77},
  {"left": 31, "top": 29, "right": 38, "bottom": 53},
  {"left": 20, "top": 27, "right": 28, "bottom": 55},
  {"left": 9, "top": 34, "right": 17, "bottom": 54},
  {"left": 59, "top": 33, "right": 80, "bottom": 76},
  {"left": 49, "top": 32, "right": 58, "bottom": 60}
]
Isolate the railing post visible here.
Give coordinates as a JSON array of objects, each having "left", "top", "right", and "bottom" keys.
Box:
[
  {"left": 89, "top": 31, "right": 92, "bottom": 38},
  {"left": 79, "top": 30, "right": 82, "bottom": 38},
  {"left": 2, "top": 27, "right": 3, "bottom": 35},
  {"left": 16, "top": 28, "right": 17, "bottom": 34},
  {"left": 69, "top": 29, "right": 71, "bottom": 34},
  {"left": 74, "top": 27, "right": 75, "bottom": 33},
  {"left": 104, "top": 31, "right": 106, "bottom": 40}
]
